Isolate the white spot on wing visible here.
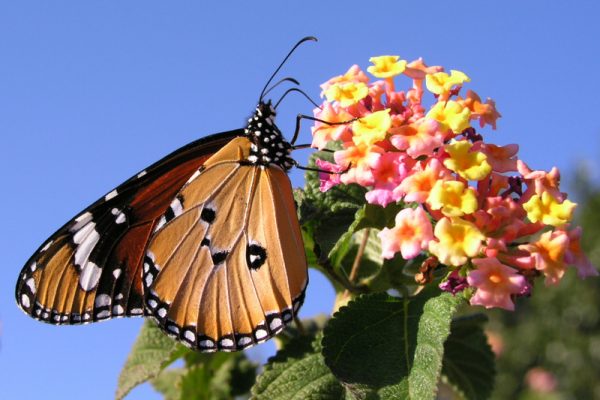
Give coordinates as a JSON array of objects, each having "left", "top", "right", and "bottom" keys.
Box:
[
  {"left": 113, "top": 305, "right": 124, "bottom": 315},
  {"left": 137, "top": 170, "right": 147, "bottom": 178},
  {"left": 95, "top": 294, "right": 111, "bottom": 307},
  {"left": 170, "top": 197, "right": 183, "bottom": 215},
  {"left": 73, "top": 222, "right": 100, "bottom": 269},
  {"left": 41, "top": 241, "right": 53, "bottom": 252},
  {"left": 79, "top": 262, "right": 102, "bottom": 291},
  {"left": 269, "top": 318, "right": 282, "bottom": 331},
  {"left": 25, "top": 278, "right": 36, "bottom": 294},
  {"left": 113, "top": 268, "right": 122, "bottom": 279},
  {"left": 184, "top": 331, "right": 196, "bottom": 342},
  {"left": 154, "top": 216, "right": 166, "bottom": 232},
  {"left": 21, "top": 294, "right": 30, "bottom": 308},
  {"left": 130, "top": 308, "right": 143, "bottom": 315},
  {"left": 71, "top": 212, "right": 92, "bottom": 232},
  {"left": 105, "top": 189, "right": 118, "bottom": 201},
  {"left": 186, "top": 169, "right": 202, "bottom": 184},
  {"left": 255, "top": 329, "right": 268, "bottom": 340}
]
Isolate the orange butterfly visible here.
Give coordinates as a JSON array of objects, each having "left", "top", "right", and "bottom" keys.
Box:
[{"left": 15, "top": 38, "right": 320, "bottom": 352}]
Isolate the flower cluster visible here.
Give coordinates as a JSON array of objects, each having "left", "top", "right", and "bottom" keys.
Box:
[{"left": 312, "top": 55, "right": 597, "bottom": 310}]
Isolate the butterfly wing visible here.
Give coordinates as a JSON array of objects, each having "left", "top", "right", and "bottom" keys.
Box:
[
  {"left": 143, "top": 137, "right": 308, "bottom": 351},
  {"left": 16, "top": 130, "right": 243, "bottom": 324}
]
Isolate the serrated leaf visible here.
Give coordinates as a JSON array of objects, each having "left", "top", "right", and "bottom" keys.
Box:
[
  {"left": 252, "top": 334, "right": 348, "bottom": 399},
  {"left": 116, "top": 321, "right": 187, "bottom": 400},
  {"left": 322, "top": 288, "right": 465, "bottom": 399},
  {"left": 442, "top": 314, "right": 496, "bottom": 400}
]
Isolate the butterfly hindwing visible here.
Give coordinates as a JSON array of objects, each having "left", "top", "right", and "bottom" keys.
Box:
[
  {"left": 16, "top": 130, "right": 242, "bottom": 324},
  {"left": 143, "top": 137, "right": 308, "bottom": 351},
  {"left": 17, "top": 99, "right": 309, "bottom": 353}
]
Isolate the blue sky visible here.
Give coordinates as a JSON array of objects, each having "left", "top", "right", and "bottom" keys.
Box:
[{"left": 1, "top": 1, "right": 599, "bottom": 399}]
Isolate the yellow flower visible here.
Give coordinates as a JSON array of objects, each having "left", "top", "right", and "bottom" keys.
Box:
[
  {"left": 523, "top": 192, "right": 577, "bottom": 227},
  {"left": 367, "top": 55, "right": 407, "bottom": 78},
  {"left": 427, "top": 180, "right": 478, "bottom": 217},
  {"left": 443, "top": 140, "right": 492, "bottom": 181},
  {"left": 429, "top": 217, "right": 485, "bottom": 267},
  {"left": 426, "top": 100, "right": 471, "bottom": 133},
  {"left": 426, "top": 69, "right": 470, "bottom": 95},
  {"left": 352, "top": 109, "right": 392, "bottom": 146},
  {"left": 324, "top": 81, "right": 369, "bottom": 107}
]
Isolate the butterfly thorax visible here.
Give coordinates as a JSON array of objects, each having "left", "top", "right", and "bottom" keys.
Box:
[{"left": 244, "top": 101, "right": 294, "bottom": 171}]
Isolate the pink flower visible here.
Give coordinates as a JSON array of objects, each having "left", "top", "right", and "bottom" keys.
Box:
[
  {"left": 479, "top": 143, "right": 519, "bottom": 173},
  {"left": 311, "top": 103, "right": 354, "bottom": 149},
  {"left": 396, "top": 158, "right": 452, "bottom": 203},
  {"left": 524, "top": 230, "right": 569, "bottom": 285},
  {"left": 315, "top": 159, "right": 344, "bottom": 192},
  {"left": 365, "top": 152, "right": 413, "bottom": 206},
  {"left": 390, "top": 118, "right": 444, "bottom": 158},
  {"left": 378, "top": 207, "right": 433, "bottom": 259},
  {"left": 468, "top": 257, "right": 528, "bottom": 310},
  {"left": 320, "top": 64, "right": 369, "bottom": 95},
  {"left": 517, "top": 160, "right": 564, "bottom": 202},
  {"left": 334, "top": 143, "right": 383, "bottom": 186}
]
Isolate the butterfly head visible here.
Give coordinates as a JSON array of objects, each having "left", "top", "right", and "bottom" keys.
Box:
[{"left": 244, "top": 100, "right": 295, "bottom": 170}]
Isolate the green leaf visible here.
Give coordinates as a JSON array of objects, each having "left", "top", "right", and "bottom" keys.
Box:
[
  {"left": 151, "top": 369, "right": 185, "bottom": 400},
  {"left": 116, "top": 321, "right": 186, "bottom": 400},
  {"left": 322, "top": 288, "right": 465, "bottom": 399},
  {"left": 175, "top": 352, "right": 257, "bottom": 400},
  {"left": 442, "top": 314, "right": 496, "bottom": 400},
  {"left": 327, "top": 203, "right": 418, "bottom": 293},
  {"left": 252, "top": 334, "right": 349, "bottom": 399},
  {"left": 299, "top": 149, "right": 366, "bottom": 261}
]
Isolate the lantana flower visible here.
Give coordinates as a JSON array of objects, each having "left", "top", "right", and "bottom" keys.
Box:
[
  {"left": 427, "top": 180, "right": 478, "bottom": 217},
  {"left": 310, "top": 54, "right": 596, "bottom": 311},
  {"left": 325, "top": 81, "right": 369, "bottom": 107},
  {"left": 522, "top": 191, "right": 576, "bottom": 227},
  {"left": 368, "top": 55, "right": 407, "bottom": 78},
  {"left": 426, "top": 100, "right": 471, "bottom": 134},
  {"left": 444, "top": 140, "right": 492, "bottom": 181},
  {"left": 468, "top": 257, "right": 528, "bottom": 310},
  {"left": 378, "top": 207, "right": 433, "bottom": 259},
  {"left": 429, "top": 217, "right": 485, "bottom": 267}
]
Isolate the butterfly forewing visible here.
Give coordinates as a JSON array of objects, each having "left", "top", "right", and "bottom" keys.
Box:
[
  {"left": 143, "top": 137, "right": 308, "bottom": 351},
  {"left": 16, "top": 131, "right": 241, "bottom": 324}
]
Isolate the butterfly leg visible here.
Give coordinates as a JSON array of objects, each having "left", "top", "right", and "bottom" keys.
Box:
[
  {"left": 290, "top": 114, "right": 357, "bottom": 145},
  {"left": 292, "top": 160, "right": 351, "bottom": 175}
]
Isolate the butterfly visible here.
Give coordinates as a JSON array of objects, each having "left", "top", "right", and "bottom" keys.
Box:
[{"left": 15, "top": 38, "right": 319, "bottom": 352}]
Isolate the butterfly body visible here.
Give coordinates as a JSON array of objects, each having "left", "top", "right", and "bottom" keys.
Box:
[{"left": 16, "top": 101, "right": 308, "bottom": 352}]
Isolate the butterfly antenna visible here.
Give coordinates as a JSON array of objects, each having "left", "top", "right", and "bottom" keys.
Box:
[
  {"left": 259, "top": 36, "right": 318, "bottom": 102},
  {"left": 261, "top": 77, "right": 301, "bottom": 99},
  {"left": 275, "top": 87, "right": 320, "bottom": 109}
]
